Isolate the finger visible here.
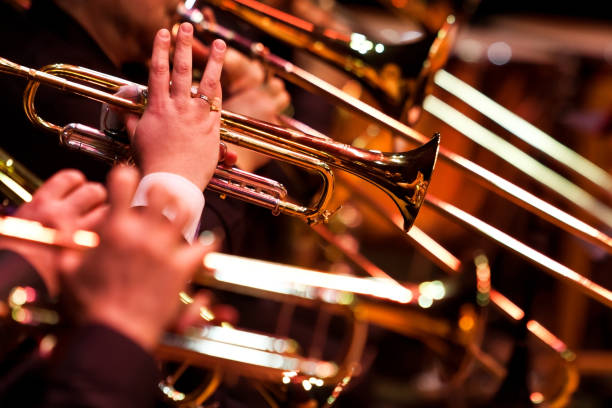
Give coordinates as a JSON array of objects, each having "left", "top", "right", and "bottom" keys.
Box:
[
  {"left": 222, "top": 148, "right": 238, "bottom": 167},
  {"left": 168, "top": 195, "right": 192, "bottom": 233},
  {"left": 175, "top": 240, "right": 209, "bottom": 281},
  {"left": 275, "top": 90, "right": 291, "bottom": 112},
  {"left": 107, "top": 165, "right": 140, "bottom": 213},
  {"left": 225, "top": 52, "right": 264, "bottom": 95},
  {"left": 35, "top": 169, "right": 86, "bottom": 200},
  {"left": 64, "top": 182, "right": 107, "bottom": 215},
  {"left": 211, "top": 304, "right": 239, "bottom": 326},
  {"left": 266, "top": 77, "right": 285, "bottom": 94},
  {"left": 144, "top": 183, "right": 174, "bottom": 218},
  {"left": 77, "top": 204, "right": 110, "bottom": 230},
  {"left": 148, "top": 29, "right": 171, "bottom": 105},
  {"left": 173, "top": 290, "right": 214, "bottom": 332},
  {"left": 124, "top": 113, "right": 139, "bottom": 140},
  {"left": 170, "top": 23, "right": 194, "bottom": 100},
  {"left": 198, "top": 39, "right": 226, "bottom": 106},
  {"left": 144, "top": 184, "right": 193, "bottom": 234}
]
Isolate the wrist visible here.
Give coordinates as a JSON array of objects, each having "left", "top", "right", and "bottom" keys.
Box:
[{"left": 140, "top": 161, "right": 212, "bottom": 191}]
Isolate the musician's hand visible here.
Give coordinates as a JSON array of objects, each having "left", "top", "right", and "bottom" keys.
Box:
[
  {"left": 0, "top": 169, "right": 107, "bottom": 297},
  {"left": 223, "top": 50, "right": 291, "bottom": 124},
  {"left": 223, "top": 50, "right": 290, "bottom": 171},
  {"left": 60, "top": 166, "right": 211, "bottom": 351},
  {"left": 125, "top": 24, "right": 227, "bottom": 191}
]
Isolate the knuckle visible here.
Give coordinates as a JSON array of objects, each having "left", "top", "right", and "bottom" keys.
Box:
[
  {"left": 278, "top": 92, "right": 290, "bottom": 108},
  {"left": 206, "top": 77, "right": 218, "bottom": 89},
  {"left": 173, "top": 98, "right": 189, "bottom": 111},
  {"left": 173, "top": 61, "right": 191, "bottom": 75},
  {"left": 151, "top": 60, "right": 169, "bottom": 76},
  {"left": 269, "top": 77, "right": 284, "bottom": 91},
  {"left": 203, "top": 77, "right": 218, "bottom": 91},
  {"left": 251, "top": 67, "right": 265, "bottom": 84}
]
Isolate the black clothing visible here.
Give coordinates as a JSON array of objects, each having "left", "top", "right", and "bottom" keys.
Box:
[
  {"left": 0, "top": 249, "right": 159, "bottom": 408},
  {"left": 0, "top": 0, "right": 115, "bottom": 182}
]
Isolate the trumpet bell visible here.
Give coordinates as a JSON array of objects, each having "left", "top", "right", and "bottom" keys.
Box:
[
  {"left": 0, "top": 56, "right": 440, "bottom": 231},
  {"left": 341, "top": 133, "right": 440, "bottom": 231}
]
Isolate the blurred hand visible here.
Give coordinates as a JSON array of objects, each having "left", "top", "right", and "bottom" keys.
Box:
[
  {"left": 60, "top": 166, "right": 212, "bottom": 351},
  {"left": 223, "top": 50, "right": 291, "bottom": 171},
  {"left": 0, "top": 169, "right": 107, "bottom": 297},
  {"left": 193, "top": 7, "right": 290, "bottom": 122},
  {"left": 223, "top": 49, "right": 291, "bottom": 124},
  {"left": 125, "top": 24, "right": 227, "bottom": 191}
]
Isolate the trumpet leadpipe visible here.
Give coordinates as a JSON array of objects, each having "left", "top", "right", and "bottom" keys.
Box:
[{"left": 1, "top": 56, "right": 439, "bottom": 230}]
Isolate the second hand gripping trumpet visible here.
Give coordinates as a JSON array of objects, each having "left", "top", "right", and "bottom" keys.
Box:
[{"left": 0, "top": 56, "right": 439, "bottom": 230}]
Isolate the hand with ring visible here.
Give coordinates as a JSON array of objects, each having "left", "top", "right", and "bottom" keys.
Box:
[{"left": 124, "top": 23, "right": 227, "bottom": 191}]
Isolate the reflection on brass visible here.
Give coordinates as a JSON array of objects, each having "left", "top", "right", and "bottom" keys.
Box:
[
  {"left": 0, "top": 148, "right": 41, "bottom": 206},
  {"left": 0, "top": 56, "right": 439, "bottom": 231},
  {"left": 179, "top": 1, "right": 612, "bottom": 256}
]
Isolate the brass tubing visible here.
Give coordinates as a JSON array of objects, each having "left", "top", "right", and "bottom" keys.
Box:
[
  {"left": 181, "top": 1, "right": 612, "bottom": 254},
  {"left": 1, "top": 56, "right": 437, "bottom": 229}
]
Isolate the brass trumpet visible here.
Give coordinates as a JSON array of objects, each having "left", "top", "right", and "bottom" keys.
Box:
[
  {"left": 185, "top": 0, "right": 612, "bottom": 255},
  {"left": 0, "top": 56, "right": 439, "bottom": 231},
  {"left": 179, "top": 0, "right": 455, "bottom": 124}
]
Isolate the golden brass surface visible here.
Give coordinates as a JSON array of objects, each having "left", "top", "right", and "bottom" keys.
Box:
[{"left": 0, "top": 56, "right": 439, "bottom": 231}]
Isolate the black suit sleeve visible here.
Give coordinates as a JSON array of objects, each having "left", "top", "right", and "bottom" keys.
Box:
[
  {"left": 40, "top": 324, "right": 160, "bottom": 408},
  {"left": 0, "top": 250, "right": 160, "bottom": 407}
]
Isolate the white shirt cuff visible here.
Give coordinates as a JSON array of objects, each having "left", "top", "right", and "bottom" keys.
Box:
[{"left": 131, "top": 172, "right": 205, "bottom": 242}]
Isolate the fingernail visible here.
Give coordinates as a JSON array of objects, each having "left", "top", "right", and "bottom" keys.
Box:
[
  {"left": 158, "top": 29, "right": 170, "bottom": 39},
  {"left": 213, "top": 40, "right": 226, "bottom": 52},
  {"left": 198, "top": 230, "right": 217, "bottom": 246},
  {"left": 181, "top": 22, "right": 193, "bottom": 33}
]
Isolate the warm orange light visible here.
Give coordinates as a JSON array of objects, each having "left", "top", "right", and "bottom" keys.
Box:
[
  {"left": 391, "top": 0, "right": 408, "bottom": 8},
  {"left": 530, "top": 391, "right": 544, "bottom": 404},
  {"left": 39, "top": 334, "right": 57, "bottom": 357},
  {"left": 490, "top": 290, "right": 525, "bottom": 320},
  {"left": 0, "top": 216, "right": 100, "bottom": 250},
  {"left": 0, "top": 216, "right": 56, "bottom": 245},
  {"left": 408, "top": 226, "right": 462, "bottom": 273},
  {"left": 458, "top": 315, "right": 475, "bottom": 332},
  {"left": 72, "top": 229, "right": 99, "bottom": 248},
  {"left": 204, "top": 253, "right": 413, "bottom": 304},
  {"left": 234, "top": 0, "right": 314, "bottom": 32},
  {"left": 527, "top": 320, "right": 567, "bottom": 353},
  {"left": 9, "top": 287, "right": 28, "bottom": 307}
]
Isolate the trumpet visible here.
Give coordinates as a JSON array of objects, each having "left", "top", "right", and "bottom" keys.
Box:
[
  {"left": 0, "top": 56, "right": 439, "bottom": 231},
  {"left": 178, "top": 0, "right": 456, "bottom": 125},
  {"left": 186, "top": 0, "right": 612, "bottom": 255},
  {"left": 1, "top": 147, "right": 41, "bottom": 205}
]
